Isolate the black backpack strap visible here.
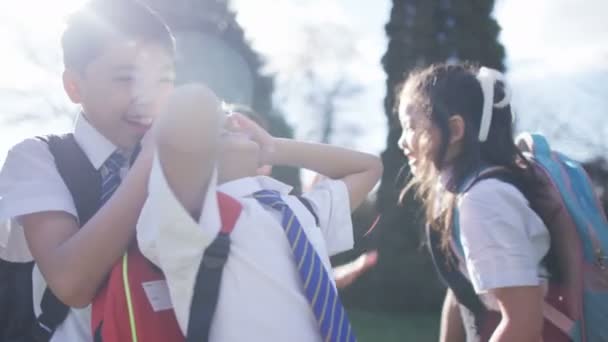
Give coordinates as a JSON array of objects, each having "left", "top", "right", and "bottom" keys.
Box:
[
  {"left": 42, "top": 134, "right": 101, "bottom": 224},
  {"left": 426, "top": 225, "right": 486, "bottom": 316},
  {"left": 0, "top": 260, "right": 35, "bottom": 341},
  {"left": 29, "top": 134, "right": 101, "bottom": 341},
  {"left": 295, "top": 195, "right": 320, "bottom": 226},
  {"left": 186, "top": 193, "right": 242, "bottom": 342},
  {"left": 426, "top": 169, "right": 524, "bottom": 328}
]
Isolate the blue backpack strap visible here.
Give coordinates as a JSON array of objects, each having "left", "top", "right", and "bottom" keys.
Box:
[
  {"left": 426, "top": 225, "right": 486, "bottom": 316},
  {"left": 451, "top": 166, "right": 513, "bottom": 256},
  {"left": 186, "top": 192, "right": 242, "bottom": 342},
  {"left": 429, "top": 168, "right": 521, "bottom": 318},
  {"left": 427, "top": 169, "right": 525, "bottom": 339}
]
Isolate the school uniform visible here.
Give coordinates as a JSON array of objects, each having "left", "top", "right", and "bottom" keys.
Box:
[
  {"left": 0, "top": 114, "right": 130, "bottom": 342},
  {"left": 456, "top": 178, "right": 550, "bottom": 310},
  {"left": 137, "top": 154, "right": 355, "bottom": 341}
]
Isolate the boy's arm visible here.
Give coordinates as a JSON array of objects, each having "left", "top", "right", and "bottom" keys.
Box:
[
  {"left": 267, "top": 138, "right": 382, "bottom": 210},
  {"left": 230, "top": 113, "right": 381, "bottom": 211},
  {"left": 21, "top": 84, "right": 221, "bottom": 308},
  {"left": 154, "top": 84, "right": 222, "bottom": 219},
  {"left": 21, "top": 148, "right": 153, "bottom": 307}
]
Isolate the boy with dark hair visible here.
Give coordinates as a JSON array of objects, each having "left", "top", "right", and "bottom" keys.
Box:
[{"left": 0, "top": 1, "right": 175, "bottom": 340}]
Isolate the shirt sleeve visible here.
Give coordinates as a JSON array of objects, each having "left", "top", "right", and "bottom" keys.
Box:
[
  {"left": 302, "top": 178, "right": 354, "bottom": 256},
  {"left": 0, "top": 138, "right": 77, "bottom": 262},
  {"left": 458, "top": 179, "right": 546, "bottom": 293},
  {"left": 136, "top": 152, "right": 220, "bottom": 334}
]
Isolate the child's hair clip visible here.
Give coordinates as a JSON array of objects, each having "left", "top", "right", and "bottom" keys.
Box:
[{"left": 476, "top": 67, "right": 512, "bottom": 142}]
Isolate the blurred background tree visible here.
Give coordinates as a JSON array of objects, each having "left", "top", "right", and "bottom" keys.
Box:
[{"left": 143, "top": 0, "right": 301, "bottom": 188}]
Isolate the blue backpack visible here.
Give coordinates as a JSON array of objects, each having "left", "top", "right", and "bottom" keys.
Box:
[{"left": 428, "top": 133, "right": 608, "bottom": 341}]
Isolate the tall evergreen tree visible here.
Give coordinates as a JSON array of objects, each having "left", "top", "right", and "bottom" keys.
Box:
[
  {"left": 359, "top": 0, "right": 506, "bottom": 311},
  {"left": 143, "top": 0, "right": 300, "bottom": 188}
]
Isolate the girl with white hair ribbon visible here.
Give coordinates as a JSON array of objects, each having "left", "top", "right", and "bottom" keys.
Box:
[{"left": 395, "top": 63, "right": 559, "bottom": 341}]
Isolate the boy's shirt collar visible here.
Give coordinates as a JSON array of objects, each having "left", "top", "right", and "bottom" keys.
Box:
[
  {"left": 197, "top": 175, "right": 292, "bottom": 240},
  {"left": 73, "top": 113, "right": 120, "bottom": 170},
  {"left": 218, "top": 176, "right": 293, "bottom": 198}
]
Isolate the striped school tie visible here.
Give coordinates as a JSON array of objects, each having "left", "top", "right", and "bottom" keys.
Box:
[
  {"left": 100, "top": 151, "right": 127, "bottom": 204},
  {"left": 253, "top": 189, "right": 356, "bottom": 342}
]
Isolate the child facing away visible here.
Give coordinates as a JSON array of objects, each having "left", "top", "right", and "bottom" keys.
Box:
[{"left": 0, "top": 0, "right": 175, "bottom": 340}]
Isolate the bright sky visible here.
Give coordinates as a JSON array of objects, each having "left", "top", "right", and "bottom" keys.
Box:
[
  {"left": 0, "top": 0, "right": 607, "bottom": 162},
  {"left": 495, "top": 0, "right": 608, "bottom": 159}
]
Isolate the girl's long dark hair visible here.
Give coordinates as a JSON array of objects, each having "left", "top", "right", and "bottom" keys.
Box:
[{"left": 397, "top": 62, "right": 537, "bottom": 251}]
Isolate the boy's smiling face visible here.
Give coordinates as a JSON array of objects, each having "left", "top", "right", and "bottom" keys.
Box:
[{"left": 64, "top": 38, "right": 175, "bottom": 150}]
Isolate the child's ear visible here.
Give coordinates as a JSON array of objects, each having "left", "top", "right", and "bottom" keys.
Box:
[
  {"left": 63, "top": 69, "right": 82, "bottom": 104},
  {"left": 448, "top": 114, "right": 465, "bottom": 145}
]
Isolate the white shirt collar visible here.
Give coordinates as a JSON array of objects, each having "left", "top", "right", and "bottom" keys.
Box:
[
  {"left": 218, "top": 176, "right": 293, "bottom": 198},
  {"left": 73, "top": 113, "right": 119, "bottom": 170}
]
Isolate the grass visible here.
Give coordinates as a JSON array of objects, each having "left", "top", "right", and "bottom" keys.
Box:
[{"left": 348, "top": 309, "right": 439, "bottom": 342}]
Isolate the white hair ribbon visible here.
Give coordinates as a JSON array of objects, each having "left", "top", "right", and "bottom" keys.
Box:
[{"left": 475, "top": 67, "right": 512, "bottom": 142}]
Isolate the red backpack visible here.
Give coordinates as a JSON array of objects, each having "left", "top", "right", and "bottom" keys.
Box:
[{"left": 91, "top": 192, "right": 243, "bottom": 342}]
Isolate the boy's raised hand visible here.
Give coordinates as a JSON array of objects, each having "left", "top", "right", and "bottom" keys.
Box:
[
  {"left": 229, "top": 109, "right": 382, "bottom": 211},
  {"left": 227, "top": 112, "right": 275, "bottom": 164}
]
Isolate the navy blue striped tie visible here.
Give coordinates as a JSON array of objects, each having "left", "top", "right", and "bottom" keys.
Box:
[
  {"left": 100, "top": 151, "right": 126, "bottom": 204},
  {"left": 253, "top": 190, "right": 356, "bottom": 342}
]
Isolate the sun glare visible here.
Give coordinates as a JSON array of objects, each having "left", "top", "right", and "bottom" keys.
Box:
[
  {"left": 0, "top": 0, "right": 87, "bottom": 87},
  {"left": 0, "top": 0, "right": 86, "bottom": 27}
]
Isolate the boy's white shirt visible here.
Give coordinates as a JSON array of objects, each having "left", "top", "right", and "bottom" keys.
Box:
[
  {"left": 137, "top": 153, "right": 355, "bottom": 341},
  {"left": 0, "top": 114, "right": 127, "bottom": 342}
]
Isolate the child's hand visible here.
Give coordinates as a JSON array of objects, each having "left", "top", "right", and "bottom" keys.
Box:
[
  {"left": 333, "top": 250, "right": 378, "bottom": 289},
  {"left": 227, "top": 112, "right": 276, "bottom": 164}
]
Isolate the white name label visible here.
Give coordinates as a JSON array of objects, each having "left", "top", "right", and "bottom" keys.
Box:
[{"left": 142, "top": 280, "right": 173, "bottom": 312}]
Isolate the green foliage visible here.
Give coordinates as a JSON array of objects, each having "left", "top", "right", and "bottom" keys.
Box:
[{"left": 349, "top": 309, "right": 439, "bottom": 342}]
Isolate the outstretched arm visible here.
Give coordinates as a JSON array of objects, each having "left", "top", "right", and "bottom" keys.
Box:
[{"left": 230, "top": 113, "right": 383, "bottom": 211}]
